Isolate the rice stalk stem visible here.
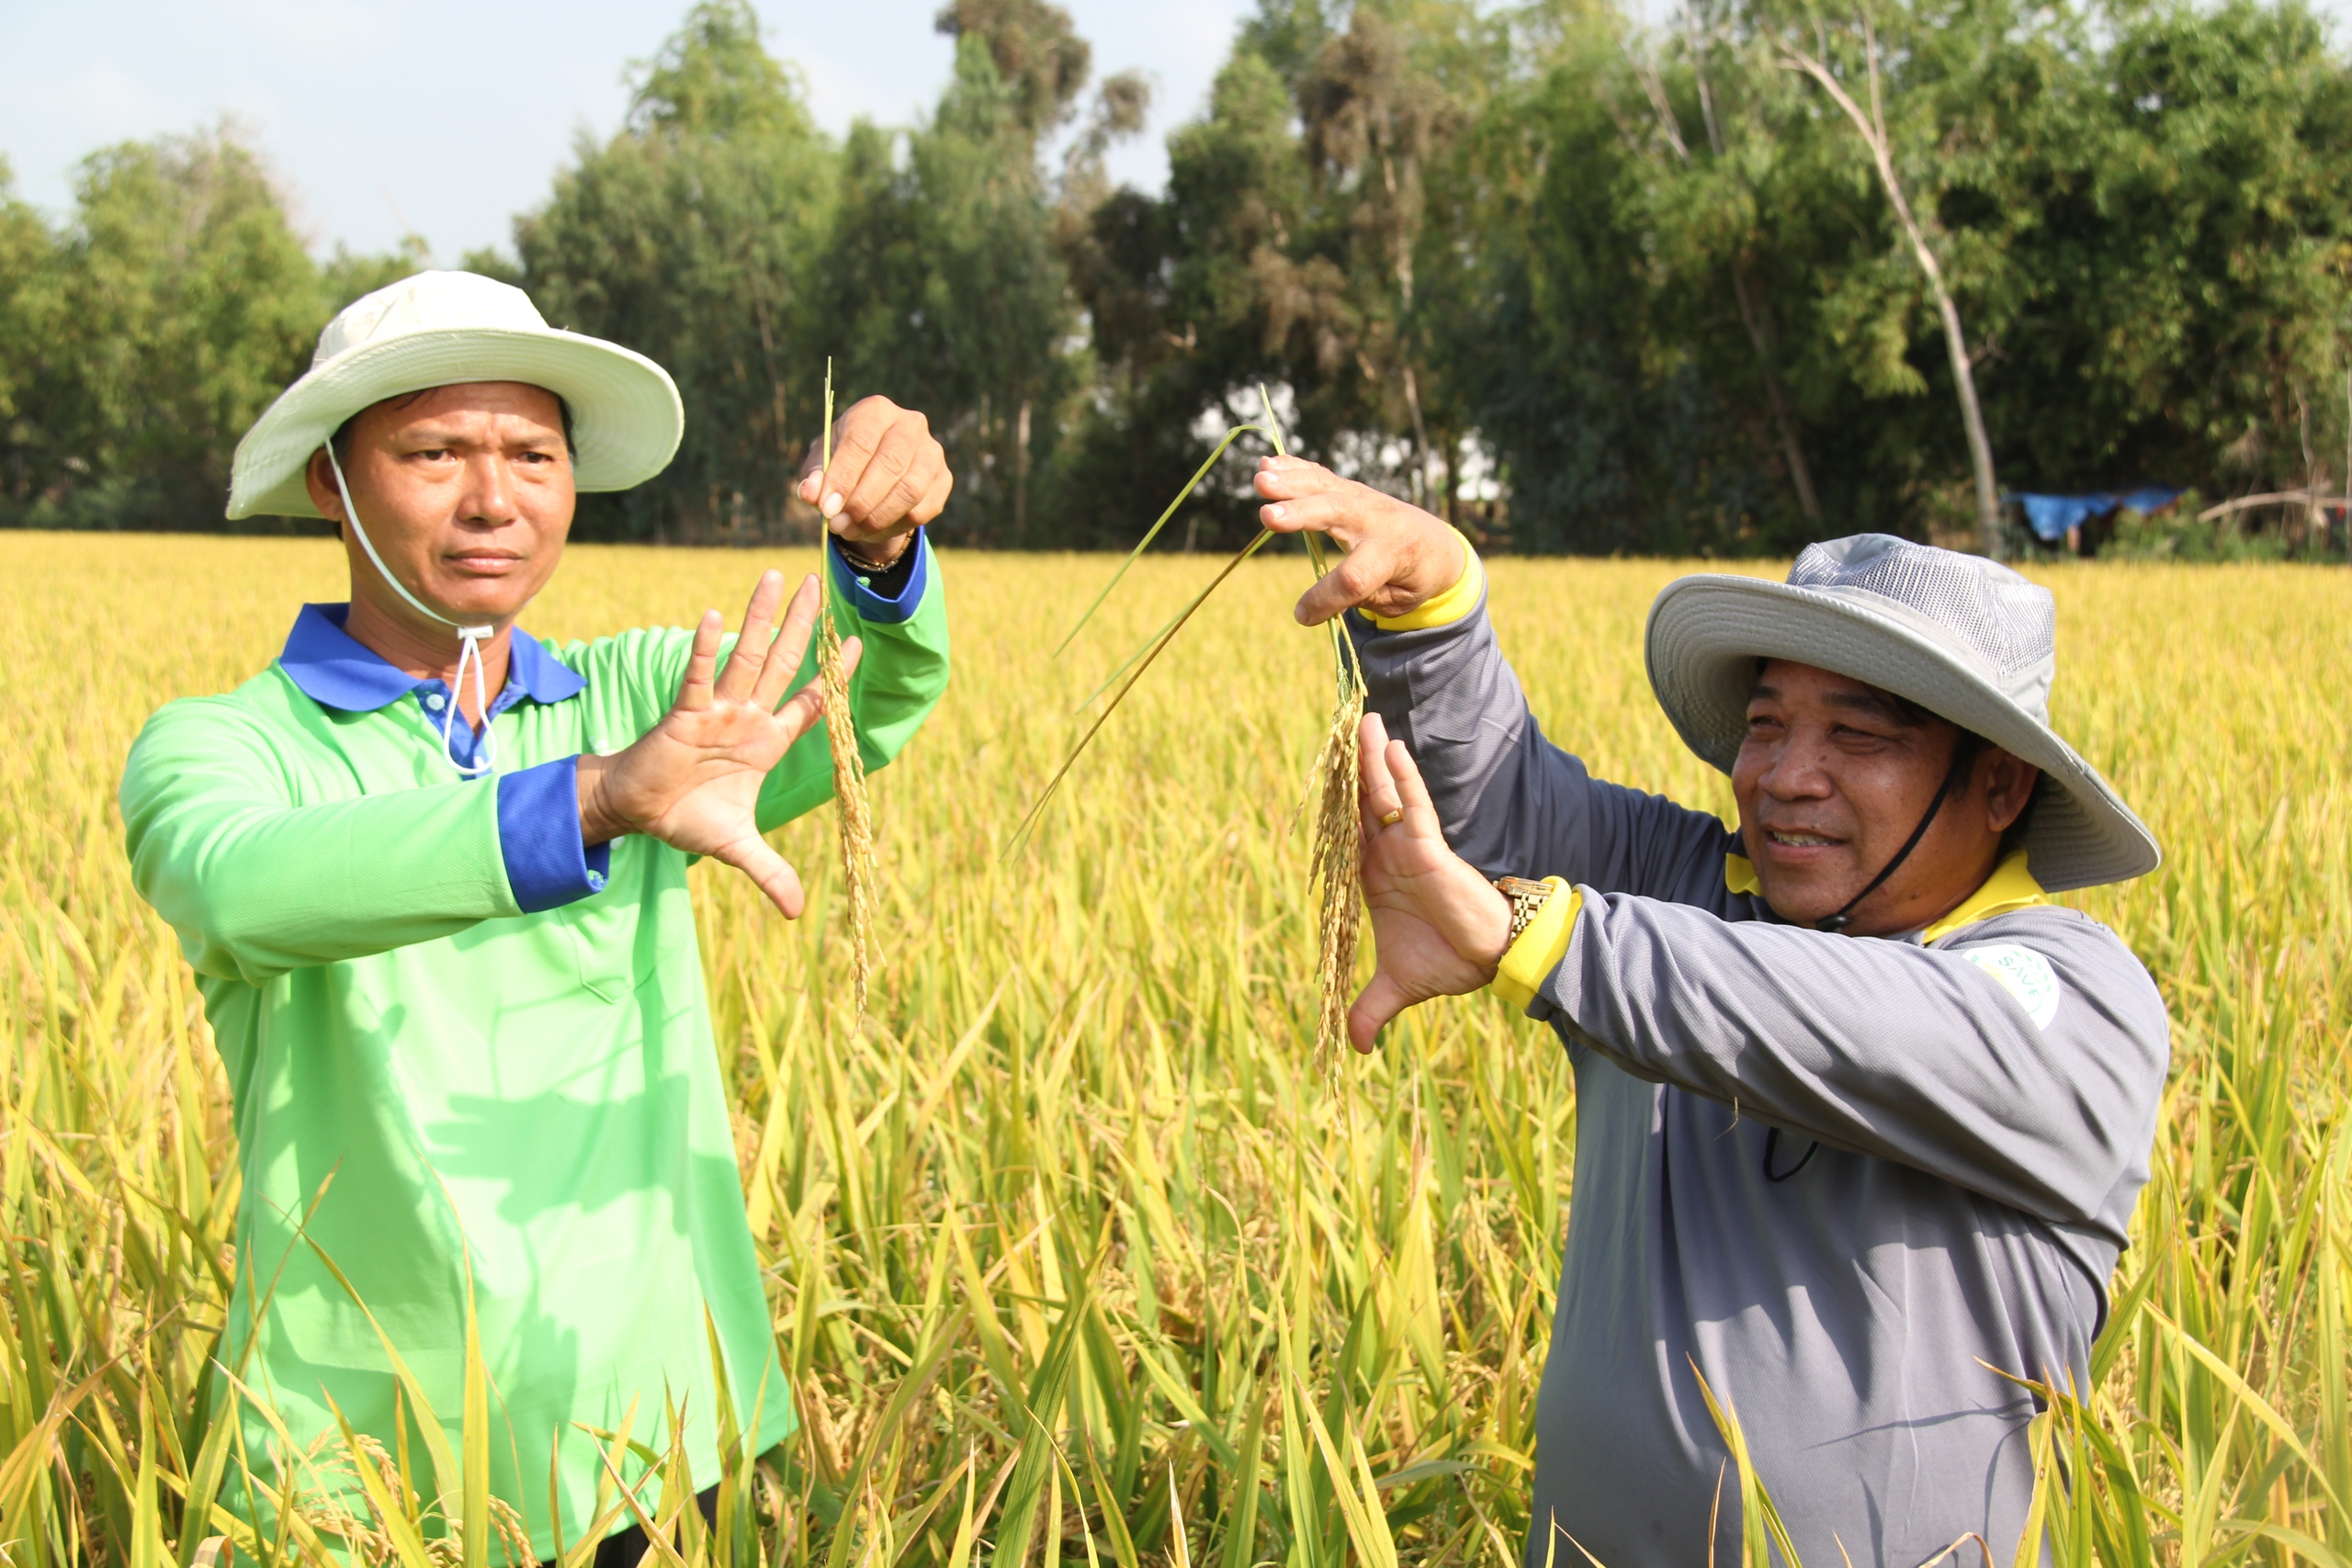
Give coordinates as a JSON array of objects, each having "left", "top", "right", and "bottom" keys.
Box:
[{"left": 815, "top": 359, "right": 878, "bottom": 1022}]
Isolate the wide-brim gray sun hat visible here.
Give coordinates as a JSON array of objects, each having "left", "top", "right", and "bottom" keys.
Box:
[
  {"left": 1645, "top": 533, "right": 2159, "bottom": 893},
  {"left": 227, "top": 269, "right": 682, "bottom": 520}
]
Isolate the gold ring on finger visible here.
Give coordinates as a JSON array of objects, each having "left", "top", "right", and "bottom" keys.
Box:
[{"left": 1379, "top": 808, "right": 1404, "bottom": 828}]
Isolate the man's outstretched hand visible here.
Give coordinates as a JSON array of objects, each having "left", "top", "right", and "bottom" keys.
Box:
[
  {"left": 1348, "top": 712, "right": 1514, "bottom": 1052},
  {"left": 574, "top": 570, "right": 858, "bottom": 918}
]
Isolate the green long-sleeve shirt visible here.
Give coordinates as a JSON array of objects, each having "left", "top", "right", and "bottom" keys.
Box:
[{"left": 120, "top": 537, "right": 948, "bottom": 1557}]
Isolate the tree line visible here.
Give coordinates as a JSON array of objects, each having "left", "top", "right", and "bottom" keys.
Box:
[{"left": 6, "top": 0, "right": 2351, "bottom": 555}]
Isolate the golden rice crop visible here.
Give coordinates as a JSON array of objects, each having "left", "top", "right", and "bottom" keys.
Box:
[{"left": 2, "top": 533, "right": 2346, "bottom": 1567}]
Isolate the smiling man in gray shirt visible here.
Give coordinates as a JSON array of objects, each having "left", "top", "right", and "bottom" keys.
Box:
[{"left": 1249, "top": 457, "right": 2169, "bottom": 1565}]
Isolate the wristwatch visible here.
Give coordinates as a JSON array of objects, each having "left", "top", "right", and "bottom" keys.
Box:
[{"left": 1495, "top": 876, "right": 1556, "bottom": 944}]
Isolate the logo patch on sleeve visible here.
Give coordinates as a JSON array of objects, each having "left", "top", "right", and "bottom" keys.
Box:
[{"left": 1961, "top": 943, "right": 2063, "bottom": 1030}]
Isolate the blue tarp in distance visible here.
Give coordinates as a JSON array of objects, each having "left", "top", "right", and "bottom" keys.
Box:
[{"left": 2009, "top": 486, "right": 2182, "bottom": 542}]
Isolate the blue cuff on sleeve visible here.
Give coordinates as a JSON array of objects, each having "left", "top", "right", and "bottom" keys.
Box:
[
  {"left": 496, "top": 755, "right": 611, "bottom": 914},
  {"left": 827, "top": 528, "right": 930, "bottom": 625}
]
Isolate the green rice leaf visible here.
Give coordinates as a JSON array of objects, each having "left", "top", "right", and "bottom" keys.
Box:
[{"left": 1053, "top": 425, "right": 1267, "bottom": 659}]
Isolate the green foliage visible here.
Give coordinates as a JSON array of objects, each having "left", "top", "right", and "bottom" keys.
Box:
[
  {"left": 53, "top": 131, "right": 322, "bottom": 529},
  {"left": 1043, "top": 49, "right": 1307, "bottom": 551},
  {"left": 0, "top": 129, "right": 416, "bottom": 532},
  {"left": 1052, "top": 1, "right": 1510, "bottom": 553},
  {"left": 934, "top": 0, "right": 1096, "bottom": 138},
  {"left": 1460, "top": 0, "right": 2352, "bottom": 551},
  {"left": 509, "top": 3, "right": 1093, "bottom": 546},
  {"left": 817, "top": 36, "right": 1084, "bottom": 546},
  {"left": 2018, "top": 0, "right": 2352, "bottom": 494},
  {"left": 632, "top": 0, "right": 811, "bottom": 138},
  {"left": 2104, "top": 500, "right": 2312, "bottom": 560},
  {"left": 17, "top": 0, "right": 2352, "bottom": 553},
  {"left": 514, "top": 0, "right": 839, "bottom": 543},
  {"left": 0, "top": 157, "right": 59, "bottom": 513}
]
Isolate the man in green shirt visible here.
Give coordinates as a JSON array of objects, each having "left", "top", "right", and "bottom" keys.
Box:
[{"left": 119, "top": 272, "right": 952, "bottom": 1561}]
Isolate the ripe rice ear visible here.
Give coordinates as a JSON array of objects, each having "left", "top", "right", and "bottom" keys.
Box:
[
  {"left": 1261, "top": 386, "right": 1370, "bottom": 1075},
  {"left": 1306, "top": 671, "right": 1364, "bottom": 1076},
  {"left": 816, "top": 361, "right": 879, "bottom": 1021}
]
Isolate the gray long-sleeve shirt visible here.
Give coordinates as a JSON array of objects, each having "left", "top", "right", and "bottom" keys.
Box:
[{"left": 1351, "top": 588, "right": 2170, "bottom": 1568}]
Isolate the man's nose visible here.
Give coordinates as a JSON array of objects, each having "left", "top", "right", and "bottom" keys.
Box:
[
  {"left": 1756, "top": 740, "right": 1833, "bottom": 799},
  {"left": 458, "top": 454, "right": 521, "bottom": 524}
]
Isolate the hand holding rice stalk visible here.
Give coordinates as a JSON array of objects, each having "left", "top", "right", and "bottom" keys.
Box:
[
  {"left": 1019, "top": 388, "right": 1369, "bottom": 1074},
  {"left": 815, "top": 361, "right": 879, "bottom": 1022}
]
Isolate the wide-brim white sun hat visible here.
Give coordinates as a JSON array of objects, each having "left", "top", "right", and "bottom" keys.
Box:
[
  {"left": 227, "top": 270, "right": 682, "bottom": 520},
  {"left": 1645, "top": 533, "right": 2159, "bottom": 893}
]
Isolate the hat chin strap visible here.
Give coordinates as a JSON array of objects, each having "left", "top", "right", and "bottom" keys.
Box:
[
  {"left": 1812, "top": 737, "right": 1979, "bottom": 933},
  {"left": 323, "top": 444, "right": 498, "bottom": 778}
]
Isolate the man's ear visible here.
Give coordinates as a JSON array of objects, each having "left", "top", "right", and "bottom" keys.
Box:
[
  {"left": 303, "top": 447, "right": 344, "bottom": 523},
  {"left": 1982, "top": 749, "right": 2040, "bottom": 833}
]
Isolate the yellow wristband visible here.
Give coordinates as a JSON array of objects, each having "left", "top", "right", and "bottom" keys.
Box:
[
  {"left": 1489, "top": 877, "right": 1582, "bottom": 1012},
  {"left": 1363, "top": 527, "right": 1483, "bottom": 632}
]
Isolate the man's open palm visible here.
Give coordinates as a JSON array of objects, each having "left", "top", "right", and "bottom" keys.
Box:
[
  {"left": 578, "top": 570, "right": 857, "bottom": 918},
  {"left": 1348, "top": 713, "right": 1513, "bottom": 1052}
]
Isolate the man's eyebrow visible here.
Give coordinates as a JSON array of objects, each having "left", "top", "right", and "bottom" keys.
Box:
[
  {"left": 395, "top": 424, "right": 562, "bottom": 448},
  {"left": 393, "top": 425, "right": 476, "bottom": 447},
  {"left": 1745, "top": 682, "right": 1917, "bottom": 726},
  {"left": 1823, "top": 689, "right": 1917, "bottom": 726}
]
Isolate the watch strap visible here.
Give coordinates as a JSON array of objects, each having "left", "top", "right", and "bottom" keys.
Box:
[{"left": 1495, "top": 875, "right": 1555, "bottom": 944}]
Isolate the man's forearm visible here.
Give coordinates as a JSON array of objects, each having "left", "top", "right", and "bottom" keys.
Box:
[
  {"left": 1531, "top": 894, "right": 2170, "bottom": 1228},
  {"left": 1351, "top": 591, "right": 1524, "bottom": 858},
  {"left": 125, "top": 724, "right": 535, "bottom": 983},
  {"left": 1352, "top": 587, "right": 1602, "bottom": 883}
]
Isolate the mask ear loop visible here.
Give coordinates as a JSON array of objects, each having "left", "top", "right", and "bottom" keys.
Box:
[{"left": 324, "top": 442, "right": 499, "bottom": 777}]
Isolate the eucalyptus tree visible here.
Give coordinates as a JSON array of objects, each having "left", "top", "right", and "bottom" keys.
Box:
[
  {"left": 514, "top": 0, "right": 839, "bottom": 543},
  {"left": 817, "top": 37, "right": 1083, "bottom": 545},
  {"left": 1046, "top": 0, "right": 1505, "bottom": 551}
]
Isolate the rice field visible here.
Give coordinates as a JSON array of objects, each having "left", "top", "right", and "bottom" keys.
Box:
[{"left": 2, "top": 532, "right": 2347, "bottom": 1568}]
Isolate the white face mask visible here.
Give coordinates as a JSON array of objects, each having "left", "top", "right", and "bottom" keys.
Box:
[{"left": 324, "top": 443, "right": 499, "bottom": 777}]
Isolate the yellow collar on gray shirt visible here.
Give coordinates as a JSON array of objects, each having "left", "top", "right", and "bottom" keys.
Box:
[{"left": 1723, "top": 848, "right": 2047, "bottom": 942}]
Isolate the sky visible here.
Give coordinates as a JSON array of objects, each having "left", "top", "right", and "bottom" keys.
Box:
[{"left": 0, "top": 0, "right": 1259, "bottom": 264}]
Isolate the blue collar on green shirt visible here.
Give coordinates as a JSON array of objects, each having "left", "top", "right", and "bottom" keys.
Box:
[
  {"left": 275, "top": 603, "right": 607, "bottom": 902},
  {"left": 279, "top": 603, "right": 586, "bottom": 712}
]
